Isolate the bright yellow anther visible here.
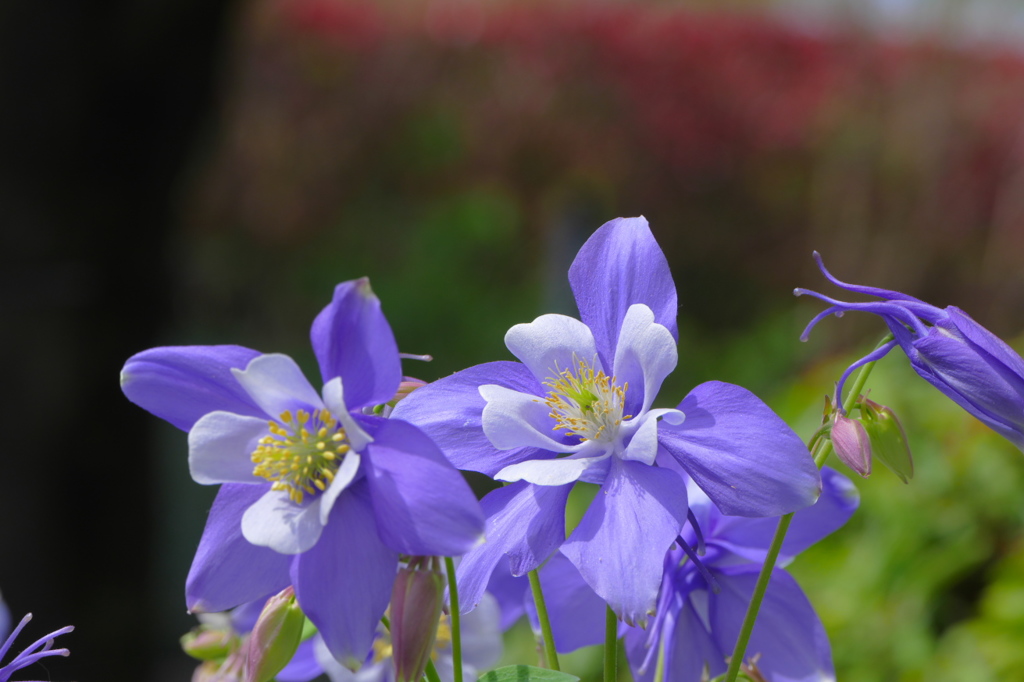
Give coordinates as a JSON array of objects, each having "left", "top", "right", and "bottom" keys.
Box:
[
  {"left": 543, "top": 357, "right": 627, "bottom": 443},
  {"left": 251, "top": 408, "right": 350, "bottom": 503}
]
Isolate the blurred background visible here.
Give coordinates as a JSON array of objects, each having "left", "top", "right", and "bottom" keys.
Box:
[{"left": 2, "top": 0, "right": 1024, "bottom": 680}]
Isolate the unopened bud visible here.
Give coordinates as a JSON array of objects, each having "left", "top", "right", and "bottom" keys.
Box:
[
  {"left": 862, "top": 400, "right": 913, "bottom": 483},
  {"left": 181, "top": 627, "right": 239, "bottom": 661},
  {"left": 244, "top": 587, "right": 305, "bottom": 682},
  {"left": 831, "top": 414, "right": 872, "bottom": 477},
  {"left": 391, "top": 559, "right": 446, "bottom": 682}
]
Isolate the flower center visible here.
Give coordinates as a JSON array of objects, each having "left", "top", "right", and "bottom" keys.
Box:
[
  {"left": 251, "top": 409, "right": 350, "bottom": 504},
  {"left": 544, "top": 359, "right": 629, "bottom": 443}
]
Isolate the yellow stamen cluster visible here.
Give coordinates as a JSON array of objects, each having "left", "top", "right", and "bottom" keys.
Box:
[
  {"left": 543, "top": 359, "right": 629, "bottom": 443},
  {"left": 251, "top": 409, "right": 349, "bottom": 504}
]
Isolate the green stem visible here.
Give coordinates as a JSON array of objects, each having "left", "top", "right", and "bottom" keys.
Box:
[
  {"left": 424, "top": 659, "right": 443, "bottom": 682},
  {"left": 603, "top": 606, "right": 618, "bottom": 682},
  {"left": 528, "top": 569, "right": 560, "bottom": 671},
  {"left": 444, "top": 557, "right": 463, "bottom": 682},
  {"left": 721, "top": 337, "right": 889, "bottom": 682}
]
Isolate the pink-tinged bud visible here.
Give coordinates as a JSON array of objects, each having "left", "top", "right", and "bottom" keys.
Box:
[
  {"left": 862, "top": 400, "right": 914, "bottom": 483},
  {"left": 243, "top": 587, "right": 305, "bottom": 682},
  {"left": 390, "top": 560, "right": 446, "bottom": 682},
  {"left": 181, "top": 626, "right": 240, "bottom": 661},
  {"left": 831, "top": 415, "right": 872, "bottom": 478}
]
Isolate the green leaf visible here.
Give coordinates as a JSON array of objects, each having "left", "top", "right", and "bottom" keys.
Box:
[{"left": 478, "top": 665, "right": 580, "bottom": 682}]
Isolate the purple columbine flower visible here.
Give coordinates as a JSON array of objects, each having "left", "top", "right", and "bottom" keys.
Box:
[
  {"left": 0, "top": 599, "right": 73, "bottom": 682},
  {"left": 393, "top": 217, "right": 821, "bottom": 626},
  {"left": 624, "top": 467, "right": 857, "bottom": 682},
  {"left": 121, "top": 279, "right": 485, "bottom": 667},
  {"left": 484, "top": 468, "right": 857, "bottom": 681},
  {"left": 796, "top": 252, "right": 1024, "bottom": 452}
]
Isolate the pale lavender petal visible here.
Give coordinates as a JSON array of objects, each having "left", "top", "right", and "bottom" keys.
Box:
[
  {"left": 659, "top": 381, "right": 820, "bottom": 517},
  {"left": 525, "top": 553, "right": 605, "bottom": 653},
  {"left": 495, "top": 450, "right": 610, "bottom": 486},
  {"left": 710, "top": 567, "right": 834, "bottom": 682},
  {"left": 186, "top": 483, "right": 292, "bottom": 613},
  {"left": 187, "top": 412, "right": 268, "bottom": 485},
  {"left": 241, "top": 489, "right": 325, "bottom": 555},
  {"left": 459, "top": 593, "right": 504, "bottom": 670},
  {"left": 504, "top": 314, "right": 603, "bottom": 384},
  {"left": 568, "top": 217, "right": 678, "bottom": 365},
  {"left": 390, "top": 361, "right": 554, "bottom": 476},
  {"left": 611, "top": 303, "right": 677, "bottom": 416},
  {"left": 120, "top": 345, "right": 264, "bottom": 431},
  {"left": 620, "top": 409, "right": 684, "bottom": 466},
  {"left": 322, "top": 377, "right": 373, "bottom": 451},
  {"left": 562, "top": 459, "right": 688, "bottom": 626},
  {"left": 709, "top": 468, "right": 859, "bottom": 563},
  {"left": 361, "top": 417, "right": 484, "bottom": 556},
  {"left": 233, "top": 354, "right": 324, "bottom": 419},
  {"left": 310, "top": 278, "right": 402, "bottom": 410},
  {"left": 293, "top": 484, "right": 398, "bottom": 669},
  {"left": 480, "top": 384, "right": 579, "bottom": 453},
  {"left": 456, "top": 482, "right": 571, "bottom": 611}
]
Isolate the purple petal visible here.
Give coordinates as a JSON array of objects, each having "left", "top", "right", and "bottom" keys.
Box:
[
  {"left": 710, "top": 567, "right": 834, "bottom": 682},
  {"left": 611, "top": 304, "right": 677, "bottom": 417},
  {"left": 568, "top": 217, "right": 678, "bottom": 366},
  {"left": 626, "top": 598, "right": 726, "bottom": 682},
  {"left": 275, "top": 637, "right": 325, "bottom": 682},
  {"left": 703, "top": 467, "right": 859, "bottom": 563},
  {"left": 187, "top": 412, "right": 268, "bottom": 485},
  {"left": 912, "top": 321, "right": 1024, "bottom": 450},
  {"left": 292, "top": 483, "right": 399, "bottom": 669},
  {"left": 459, "top": 593, "right": 504, "bottom": 669},
  {"left": 232, "top": 353, "right": 325, "bottom": 419},
  {"left": 360, "top": 417, "right": 485, "bottom": 556},
  {"left": 241, "top": 489, "right": 326, "bottom": 555},
  {"left": 456, "top": 482, "right": 571, "bottom": 611},
  {"left": 310, "top": 278, "right": 401, "bottom": 410},
  {"left": 186, "top": 483, "right": 292, "bottom": 614},
  {"left": 484, "top": 556, "right": 529, "bottom": 629},
  {"left": 525, "top": 553, "right": 605, "bottom": 653},
  {"left": 120, "top": 345, "right": 264, "bottom": 431},
  {"left": 390, "top": 361, "right": 555, "bottom": 476},
  {"left": 504, "top": 314, "right": 603, "bottom": 384},
  {"left": 561, "top": 459, "right": 688, "bottom": 626},
  {"left": 660, "top": 381, "right": 821, "bottom": 517}
]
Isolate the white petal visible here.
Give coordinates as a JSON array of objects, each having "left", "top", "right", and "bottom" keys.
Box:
[
  {"left": 319, "top": 451, "right": 362, "bottom": 525},
  {"left": 188, "top": 411, "right": 268, "bottom": 484},
  {"left": 619, "top": 408, "right": 683, "bottom": 465},
  {"left": 496, "top": 452, "right": 610, "bottom": 486},
  {"left": 505, "top": 314, "right": 603, "bottom": 385},
  {"left": 323, "top": 377, "right": 373, "bottom": 451},
  {"left": 612, "top": 304, "right": 678, "bottom": 414},
  {"left": 460, "top": 593, "right": 504, "bottom": 670},
  {"left": 241, "top": 489, "right": 325, "bottom": 554},
  {"left": 479, "top": 384, "right": 581, "bottom": 453},
  {"left": 232, "top": 353, "right": 324, "bottom": 419}
]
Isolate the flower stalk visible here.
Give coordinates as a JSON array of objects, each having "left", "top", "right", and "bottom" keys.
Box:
[
  {"left": 444, "top": 556, "right": 463, "bottom": 682},
  {"left": 722, "top": 336, "right": 889, "bottom": 682},
  {"left": 528, "top": 569, "right": 560, "bottom": 671},
  {"left": 604, "top": 605, "right": 618, "bottom": 682}
]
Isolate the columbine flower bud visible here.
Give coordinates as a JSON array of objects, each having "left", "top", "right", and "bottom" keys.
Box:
[
  {"left": 390, "top": 558, "right": 446, "bottom": 682},
  {"left": 243, "top": 587, "right": 305, "bottom": 682},
  {"left": 181, "top": 626, "right": 239, "bottom": 661},
  {"left": 862, "top": 400, "right": 913, "bottom": 483},
  {"left": 831, "top": 414, "right": 872, "bottom": 478}
]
